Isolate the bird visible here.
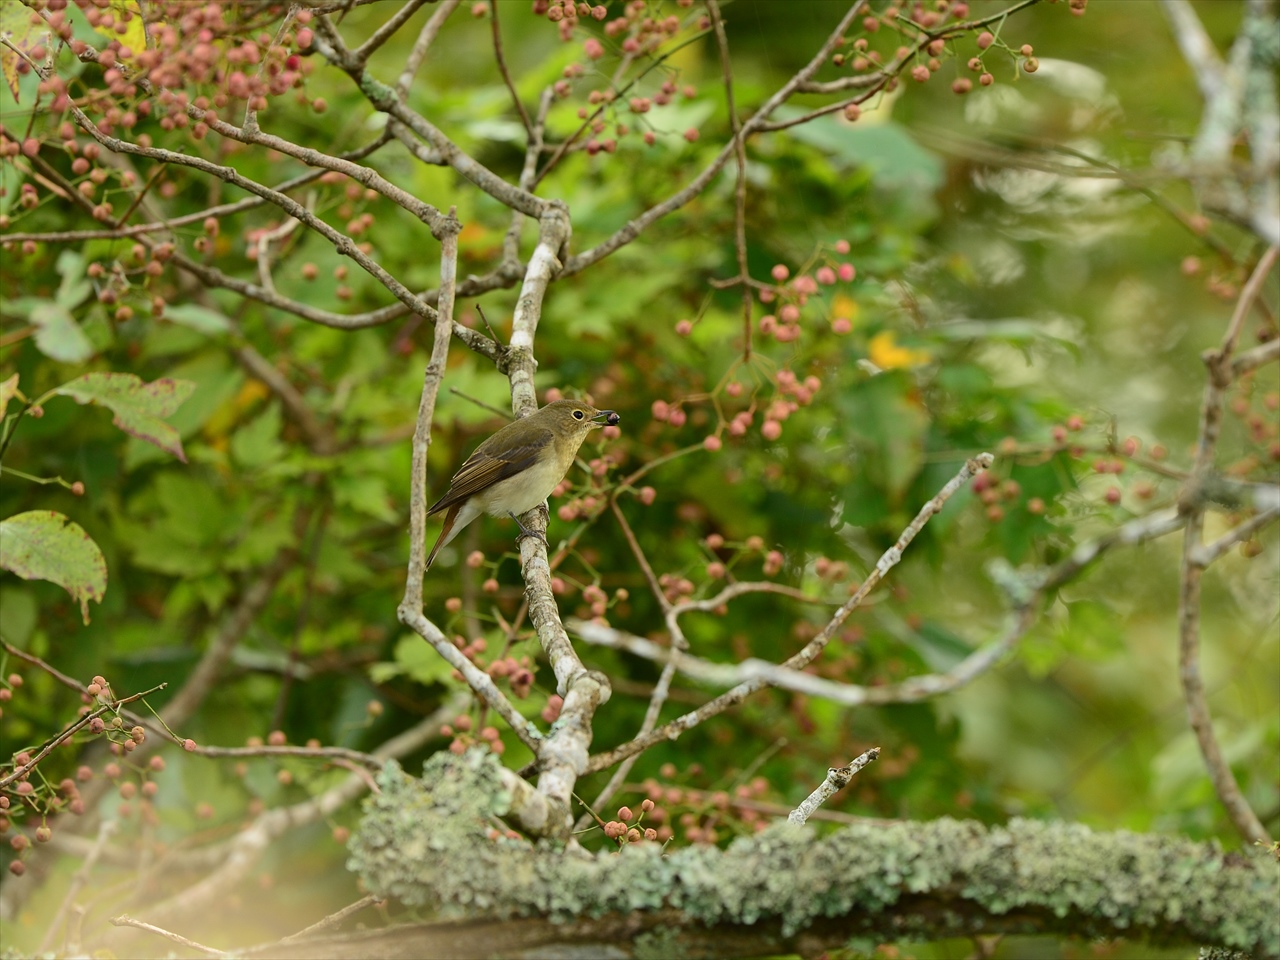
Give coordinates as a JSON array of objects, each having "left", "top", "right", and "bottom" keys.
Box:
[{"left": 426, "top": 399, "right": 620, "bottom": 569}]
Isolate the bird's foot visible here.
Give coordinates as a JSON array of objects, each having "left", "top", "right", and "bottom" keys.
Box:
[{"left": 510, "top": 512, "right": 549, "bottom": 548}]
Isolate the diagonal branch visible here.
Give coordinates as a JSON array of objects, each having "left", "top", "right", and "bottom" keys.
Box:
[{"left": 584, "top": 454, "right": 993, "bottom": 774}]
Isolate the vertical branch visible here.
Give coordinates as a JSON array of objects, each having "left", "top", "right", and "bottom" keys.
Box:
[
  {"left": 507, "top": 204, "right": 571, "bottom": 413},
  {"left": 501, "top": 205, "right": 612, "bottom": 838},
  {"left": 490, "top": 0, "right": 535, "bottom": 141},
  {"left": 1177, "top": 246, "right": 1277, "bottom": 847},
  {"left": 402, "top": 210, "right": 464, "bottom": 612},
  {"left": 706, "top": 0, "right": 754, "bottom": 362},
  {"left": 394, "top": 211, "right": 543, "bottom": 750}
]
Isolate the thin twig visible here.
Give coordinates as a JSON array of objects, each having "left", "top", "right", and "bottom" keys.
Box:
[
  {"left": 40, "top": 821, "right": 118, "bottom": 956},
  {"left": 0, "top": 684, "right": 167, "bottom": 789},
  {"left": 396, "top": 0, "right": 464, "bottom": 98},
  {"left": 584, "top": 454, "right": 993, "bottom": 773},
  {"left": 706, "top": 0, "right": 754, "bottom": 362},
  {"left": 108, "top": 915, "right": 225, "bottom": 957},
  {"left": 490, "top": 0, "right": 534, "bottom": 141},
  {"left": 353, "top": 0, "right": 428, "bottom": 64},
  {"left": 1177, "top": 247, "right": 1278, "bottom": 847},
  {"left": 276, "top": 894, "right": 384, "bottom": 944},
  {"left": 787, "top": 748, "right": 880, "bottom": 826}
]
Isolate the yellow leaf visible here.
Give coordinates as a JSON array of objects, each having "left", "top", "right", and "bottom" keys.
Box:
[
  {"left": 0, "top": 2, "right": 50, "bottom": 103},
  {"left": 104, "top": 0, "right": 149, "bottom": 63},
  {"left": 830, "top": 294, "right": 860, "bottom": 325},
  {"left": 868, "top": 331, "right": 930, "bottom": 370}
]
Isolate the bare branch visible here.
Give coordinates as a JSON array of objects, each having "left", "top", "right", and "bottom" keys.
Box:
[
  {"left": 396, "top": 0, "right": 464, "bottom": 98},
  {"left": 108, "top": 916, "right": 225, "bottom": 957},
  {"left": 352, "top": 0, "right": 429, "bottom": 65},
  {"left": 706, "top": 0, "right": 754, "bottom": 360},
  {"left": 1231, "top": 337, "right": 1280, "bottom": 378},
  {"left": 309, "top": 15, "right": 549, "bottom": 218},
  {"left": 1177, "top": 248, "right": 1279, "bottom": 847},
  {"left": 490, "top": 1, "right": 534, "bottom": 142},
  {"left": 1195, "top": 506, "right": 1280, "bottom": 567},
  {"left": 39, "top": 821, "right": 117, "bottom": 956},
  {"left": 787, "top": 748, "right": 880, "bottom": 826},
  {"left": 585, "top": 454, "right": 993, "bottom": 774},
  {"left": 275, "top": 894, "right": 384, "bottom": 945}
]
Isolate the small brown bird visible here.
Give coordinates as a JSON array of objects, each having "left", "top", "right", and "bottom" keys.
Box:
[{"left": 426, "top": 399, "right": 620, "bottom": 569}]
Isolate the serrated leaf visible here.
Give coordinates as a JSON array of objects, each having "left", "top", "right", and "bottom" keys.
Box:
[
  {"left": 230, "top": 402, "right": 285, "bottom": 469},
  {"left": 0, "top": 372, "right": 18, "bottom": 420},
  {"left": 54, "top": 372, "right": 196, "bottom": 462},
  {"left": 0, "top": 511, "right": 106, "bottom": 624},
  {"left": 31, "top": 302, "right": 96, "bottom": 363},
  {"left": 332, "top": 473, "right": 399, "bottom": 524},
  {"left": 163, "top": 304, "right": 233, "bottom": 335}
]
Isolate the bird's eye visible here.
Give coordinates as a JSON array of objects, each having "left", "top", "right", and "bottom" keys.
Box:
[{"left": 573, "top": 410, "right": 584, "bottom": 420}]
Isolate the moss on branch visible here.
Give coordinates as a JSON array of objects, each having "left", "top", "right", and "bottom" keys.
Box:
[{"left": 347, "top": 754, "right": 1279, "bottom": 957}]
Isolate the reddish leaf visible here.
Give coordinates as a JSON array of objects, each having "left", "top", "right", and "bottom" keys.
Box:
[{"left": 54, "top": 373, "right": 196, "bottom": 463}]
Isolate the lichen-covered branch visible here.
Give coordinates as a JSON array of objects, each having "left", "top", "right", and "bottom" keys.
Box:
[{"left": 343, "top": 756, "right": 1280, "bottom": 959}]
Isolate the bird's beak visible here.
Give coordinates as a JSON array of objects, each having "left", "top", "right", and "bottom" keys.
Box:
[{"left": 592, "top": 410, "right": 620, "bottom": 427}]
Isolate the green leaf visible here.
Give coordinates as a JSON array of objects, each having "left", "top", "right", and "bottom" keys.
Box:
[
  {"left": 0, "top": 511, "right": 106, "bottom": 624},
  {"left": 54, "top": 372, "right": 196, "bottom": 462},
  {"left": 230, "top": 402, "right": 285, "bottom": 469},
  {"left": 777, "top": 112, "right": 944, "bottom": 189},
  {"left": 163, "top": 304, "right": 234, "bottom": 336},
  {"left": 369, "top": 634, "right": 459, "bottom": 687},
  {"left": 31, "top": 303, "right": 95, "bottom": 364},
  {"left": 224, "top": 509, "right": 296, "bottom": 570},
  {"left": 332, "top": 473, "right": 399, "bottom": 524},
  {"left": 54, "top": 250, "right": 92, "bottom": 308},
  {"left": 0, "top": 587, "right": 37, "bottom": 646},
  {"left": 843, "top": 372, "right": 930, "bottom": 502}
]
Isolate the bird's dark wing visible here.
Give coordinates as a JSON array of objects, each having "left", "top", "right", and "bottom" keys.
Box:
[{"left": 427, "top": 427, "right": 554, "bottom": 515}]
